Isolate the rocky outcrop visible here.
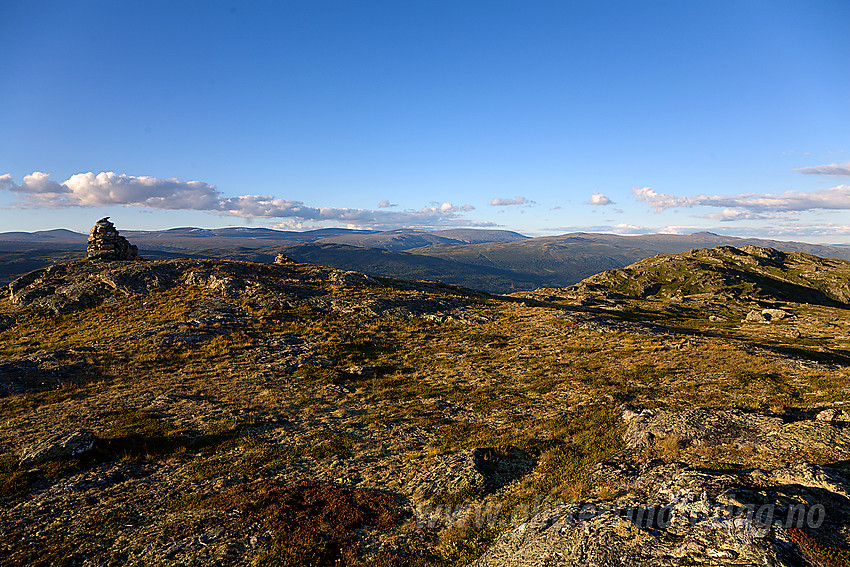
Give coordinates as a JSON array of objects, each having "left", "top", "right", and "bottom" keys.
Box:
[
  {"left": 408, "top": 447, "right": 536, "bottom": 502},
  {"left": 86, "top": 217, "right": 138, "bottom": 261},
  {"left": 19, "top": 429, "right": 95, "bottom": 467},
  {"left": 744, "top": 308, "right": 792, "bottom": 323},
  {"left": 4, "top": 258, "right": 489, "bottom": 322},
  {"left": 6, "top": 261, "right": 178, "bottom": 313},
  {"left": 274, "top": 253, "right": 296, "bottom": 264},
  {"left": 621, "top": 406, "right": 850, "bottom": 463},
  {"left": 469, "top": 461, "right": 844, "bottom": 566},
  {"left": 567, "top": 245, "right": 850, "bottom": 308},
  {"left": 469, "top": 407, "right": 850, "bottom": 566}
]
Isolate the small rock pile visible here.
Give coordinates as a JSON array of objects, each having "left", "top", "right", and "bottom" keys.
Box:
[{"left": 87, "top": 217, "right": 138, "bottom": 260}]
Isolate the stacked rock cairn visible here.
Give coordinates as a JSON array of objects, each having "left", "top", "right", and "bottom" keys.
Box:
[{"left": 86, "top": 217, "right": 138, "bottom": 261}]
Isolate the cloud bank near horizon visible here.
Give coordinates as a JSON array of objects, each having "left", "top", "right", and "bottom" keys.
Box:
[
  {"left": 6, "top": 170, "right": 850, "bottom": 240},
  {"left": 547, "top": 222, "right": 850, "bottom": 238},
  {"left": 633, "top": 185, "right": 850, "bottom": 214},
  {"left": 794, "top": 162, "right": 850, "bottom": 176},
  {"left": 0, "top": 171, "right": 485, "bottom": 230}
]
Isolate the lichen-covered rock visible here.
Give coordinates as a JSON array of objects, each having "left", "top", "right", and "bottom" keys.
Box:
[
  {"left": 328, "top": 270, "right": 379, "bottom": 287},
  {"left": 622, "top": 407, "right": 850, "bottom": 463},
  {"left": 761, "top": 308, "right": 790, "bottom": 320},
  {"left": 183, "top": 271, "right": 242, "bottom": 297},
  {"left": 745, "top": 310, "right": 768, "bottom": 323},
  {"left": 469, "top": 464, "right": 816, "bottom": 566},
  {"left": 407, "top": 448, "right": 536, "bottom": 501},
  {"left": 20, "top": 429, "right": 95, "bottom": 467},
  {"left": 746, "top": 308, "right": 791, "bottom": 323},
  {"left": 469, "top": 459, "right": 850, "bottom": 567},
  {"left": 87, "top": 217, "right": 138, "bottom": 261},
  {"left": 816, "top": 407, "right": 850, "bottom": 422},
  {"left": 6, "top": 260, "right": 178, "bottom": 313},
  {"left": 470, "top": 407, "right": 850, "bottom": 566}
]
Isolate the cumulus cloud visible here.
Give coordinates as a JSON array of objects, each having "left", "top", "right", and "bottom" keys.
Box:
[
  {"left": 2, "top": 171, "right": 220, "bottom": 209},
  {"left": 490, "top": 196, "right": 528, "bottom": 206},
  {"left": 633, "top": 185, "right": 850, "bottom": 213},
  {"left": 378, "top": 199, "right": 397, "bottom": 208},
  {"left": 794, "top": 162, "right": 850, "bottom": 176},
  {"left": 427, "top": 201, "right": 474, "bottom": 213},
  {"left": 16, "top": 172, "right": 69, "bottom": 194},
  {"left": 587, "top": 191, "right": 613, "bottom": 206},
  {"left": 65, "top": 171, "right": 221, "bottom": 209},
  {"left": 0, "top": 174, "right": 14, "bottom": 192},
  {"left": 0, "top": 171, "right": 482, "bottom": 230}
]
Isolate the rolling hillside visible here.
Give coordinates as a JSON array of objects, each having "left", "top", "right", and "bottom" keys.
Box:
[
  {"left": 2, "top": 246, "right": 850, "bottom": 565},
  {"left": 4, "top": 227, "right": 850, "bottom": 293}
]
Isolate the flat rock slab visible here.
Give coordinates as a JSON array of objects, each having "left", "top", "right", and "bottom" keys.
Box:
[{"left": 20, "top": 429, "right": 95, "bottom": 467}]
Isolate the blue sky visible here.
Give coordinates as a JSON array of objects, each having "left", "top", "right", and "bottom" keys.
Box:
[{"left": 2, "top": 1, "right": 849, "bottom": 241}]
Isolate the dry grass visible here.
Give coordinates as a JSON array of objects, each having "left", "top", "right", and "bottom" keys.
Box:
[{"left": 2, "top": 256, "right": 850, "bottom": 564}]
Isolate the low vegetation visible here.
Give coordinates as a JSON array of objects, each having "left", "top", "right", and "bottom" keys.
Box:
[{"left": 1, "top": 246, "right": 849, "bottom": 565}]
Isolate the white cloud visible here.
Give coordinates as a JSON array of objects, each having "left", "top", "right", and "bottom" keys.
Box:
[
  {"left": 762, "top": 222, "right": 850, "bottom": 237},
  {"left": 17, "top": 172, "right": 68, "bottom": 194},
  {"left": 490, "top": 196, "right": 528, "bottom": 206},
  {"left": 544, "top": 221, "right": 850, "bottom": 240},
  {"left": 2, "top": 171, "right": 220, "bottom": 209},
  {"left": 545, "top": 223, "right": 678, "bottom": 235},
  {"left": 428, "top": 201, "right": 474, "bottom": 213},
  {"left": 70, "top": 172, "right": 221, "bottom": 209},
  {"left": 0, "top": 174, "right": 14, "bottom": 192},
  {"left": 378, "top": 199, "right": 397, "bottom": 208},
  {"left": 701, "top": 208, "right": 792, "bottom": 222},
  {"left": 587, "top": 191, "right": 613, "bottom": 206},
  {"left": 0, "top": 171, "right": 483, "bottom": 230},
  {"left": 794, "top": 162, "right": 850, "bottom": 176},
  {"left": 633, "top": 185, "right": 850, "bottom": 213},
  {"left": 632, "top": 187, "right": 693, "bottom": 211},
  {"left": 271, "top": 220, "right": 306, "bottom": 230}
]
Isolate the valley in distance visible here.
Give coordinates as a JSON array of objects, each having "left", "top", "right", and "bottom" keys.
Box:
[{"left": 2, "top": 220, "right": 850, "bottom": 566}]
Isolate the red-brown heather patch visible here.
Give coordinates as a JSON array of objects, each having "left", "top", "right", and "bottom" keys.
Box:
[
  {"left": 214, "top": 480, "right": 407, "bottom": 566},
  {"left": 788, "top": 527, "right": 850, "bottom": 567}
]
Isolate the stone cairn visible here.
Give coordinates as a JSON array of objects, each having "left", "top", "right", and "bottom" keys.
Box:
[
  {"left": 86, "top": 217, "right": 138, "bottom": 260},
  {"left": 274, "top": 253, "right": 296, "bottom": 264}
]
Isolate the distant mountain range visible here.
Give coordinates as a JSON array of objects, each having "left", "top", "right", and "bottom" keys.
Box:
[
  {"left": 3, "top": 226, "right": 850, "bottom": 293},
  {"left": 0, "top": 227, "right": 526, "bottom": 249}
]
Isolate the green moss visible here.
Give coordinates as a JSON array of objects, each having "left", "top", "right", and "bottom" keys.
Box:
[{"left": 306, "top": 431, "right": 357, "bottom": 460}]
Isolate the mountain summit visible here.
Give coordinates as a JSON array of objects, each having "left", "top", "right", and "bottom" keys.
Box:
[{"left": 1, "top": 247, "right": 850, "bottom": 565}]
